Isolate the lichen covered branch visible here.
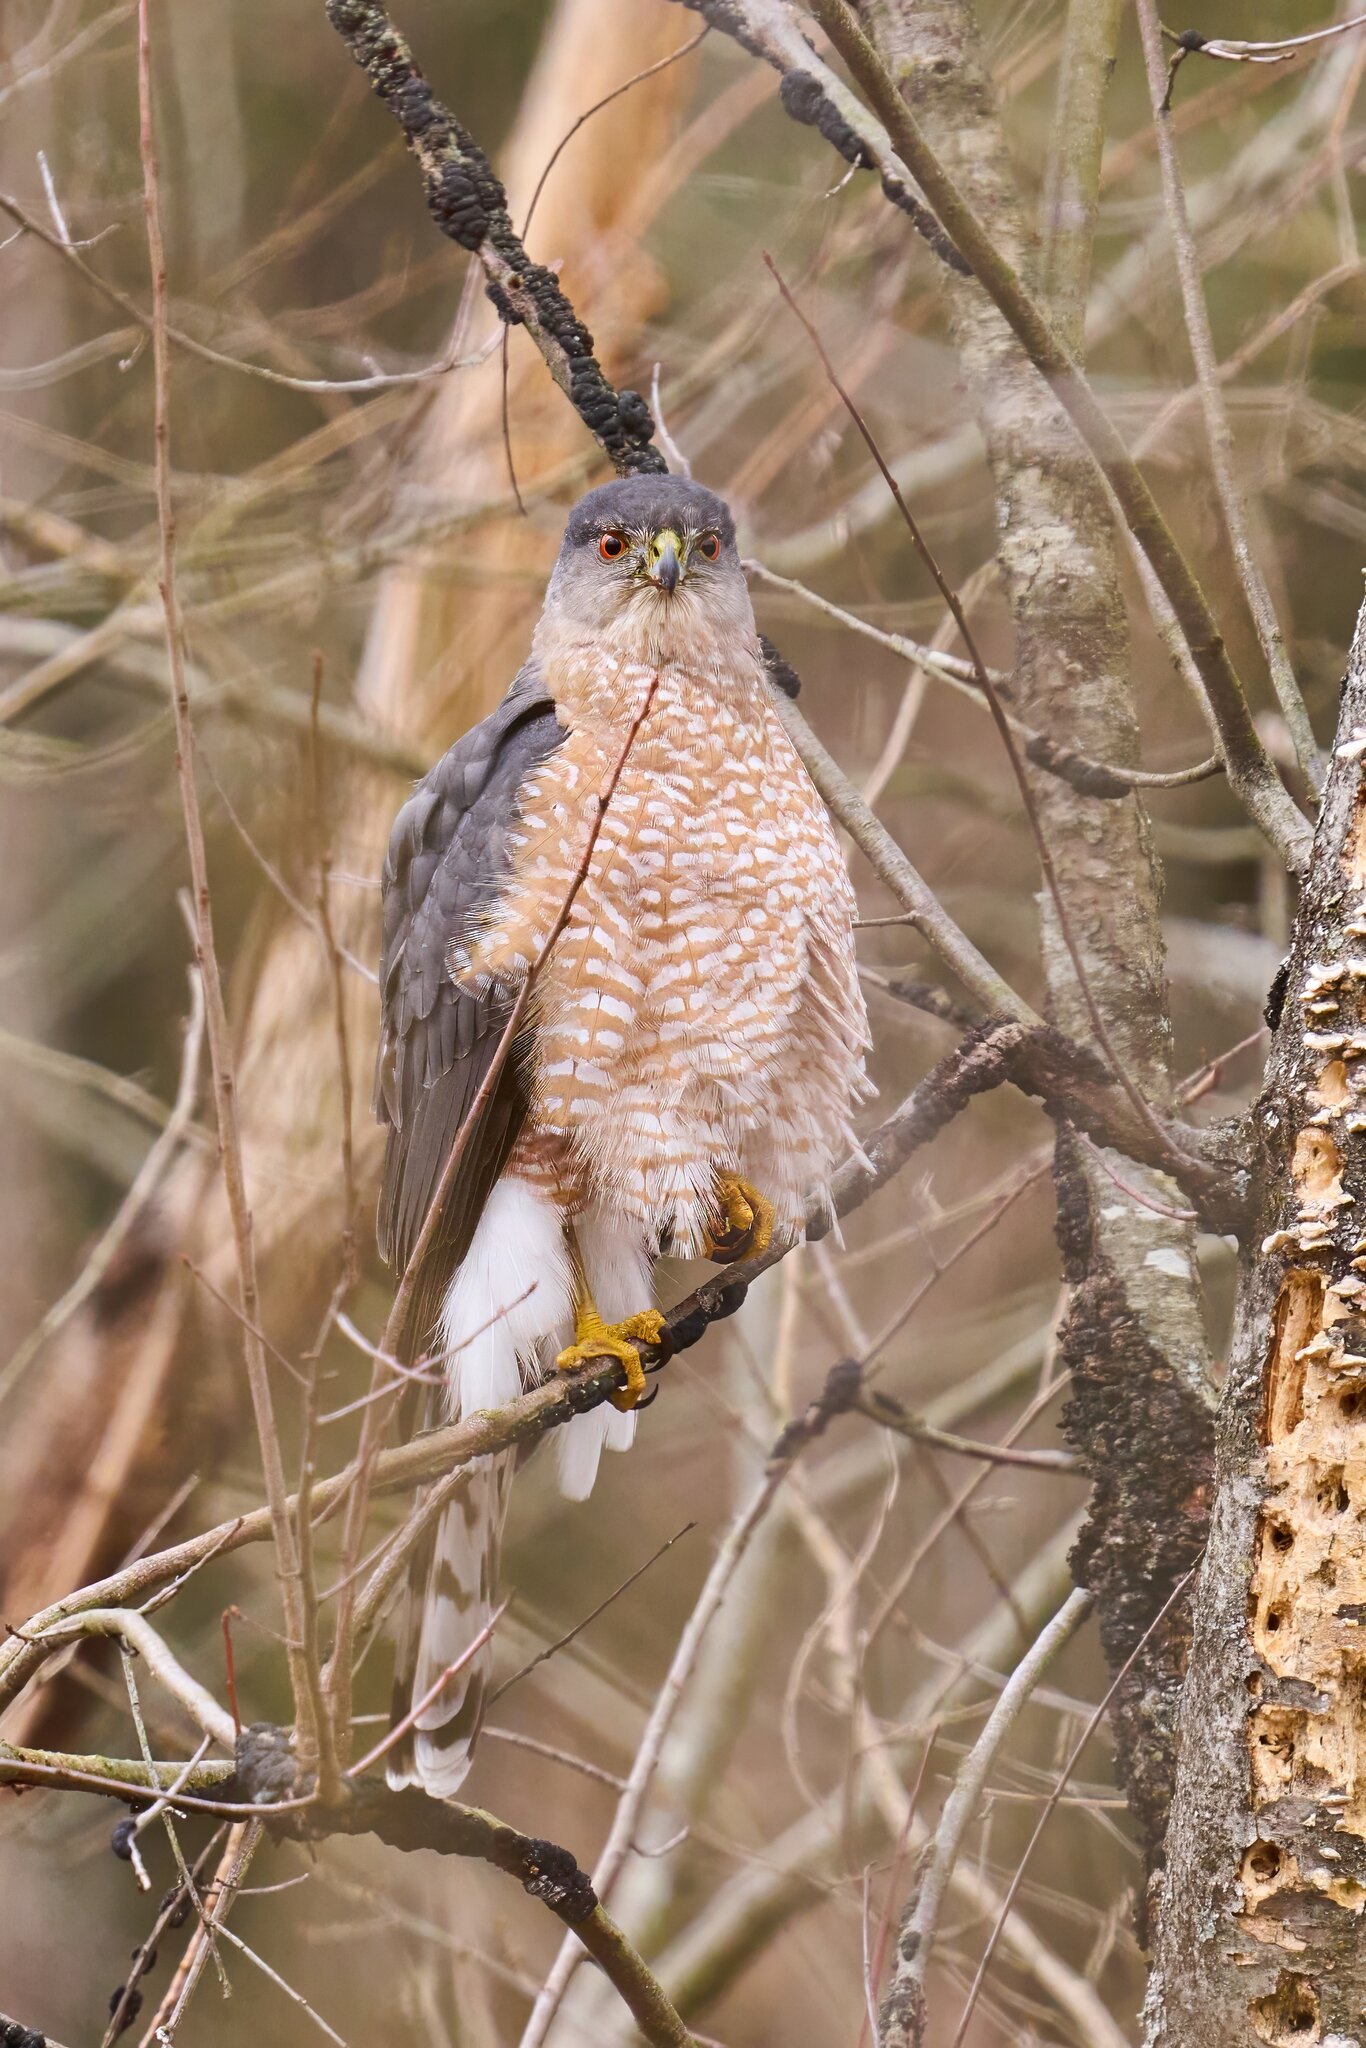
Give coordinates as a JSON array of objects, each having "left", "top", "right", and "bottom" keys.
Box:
[{"left": 324, "top": 0, "right": 666, "bottom": 476}]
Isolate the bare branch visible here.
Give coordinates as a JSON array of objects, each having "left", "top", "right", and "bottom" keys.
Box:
[
  {"left": 1137, "top": 0, "right": 1326, "bottom": 790},
  {"left": 749, "top": 557, "right": 1221, "bottom": 794},
  {"left": 0, "top": 963, "right": 204, "bottom": 1408},
  {"left": 1160, "top": 11, "right": 1366, "bottom": 106},
  {"left": 950, "top": 1568, "right": 1197, "bottom": 2046},
  {"left": 136, "top": 0, "right": 323, "bottom": 1768},
  {"left": 29, "top": 1605, "right": 234, "bottom": 1749},
  {"left": 686, "top": 0, "right": 1313, "bottom": 868},
  {"left": 517, "top": 1365, "right": 864, "bottom": 2045},
  {"left": 2, "top": 1733, "right": 701, "bottom": 2048},
  {"left": 323, "top": 0, "right": 667, "bottom": 476},
  {"left": 878, "top": 1586, "right": 1092, "bottom": 2046},
  {"left": 0, "top": 192, "right": 489, "bottom": 394}
]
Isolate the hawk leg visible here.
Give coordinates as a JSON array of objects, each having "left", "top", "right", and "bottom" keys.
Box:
[
  {"left": 703, "top": 1173, "right": 776, "bottom": 1265},
  {"left": 555, "top": 1230, "right": 669, "bottom": 1412}
]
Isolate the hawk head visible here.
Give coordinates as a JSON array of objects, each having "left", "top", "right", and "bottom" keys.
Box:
[{"left": 541, "top": 475, "right": 756, "bottom": 662}]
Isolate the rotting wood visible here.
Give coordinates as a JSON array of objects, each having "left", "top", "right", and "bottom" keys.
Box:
[{"left": 1147, "top": 600, "right": 1366, "bottom": 2043}]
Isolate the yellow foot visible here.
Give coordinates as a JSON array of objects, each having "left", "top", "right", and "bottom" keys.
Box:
[
  {"left": 702, "top": 1174, "right": 776, "bottom": 1265},
  {"left": 555, "top": 1310, "right": 671, "bottom": 1412}
]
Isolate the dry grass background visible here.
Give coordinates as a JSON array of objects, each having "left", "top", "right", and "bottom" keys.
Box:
[{"left": 1, "top": 1, "right": 1363, "bottom": 2042}]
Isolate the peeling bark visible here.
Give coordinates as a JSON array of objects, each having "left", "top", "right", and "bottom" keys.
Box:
[
  {"left": 1147, "top": 604, "right": 1366, "bottom": 2044},
  {"left": 865, "top": 0, "right": 1214, "bottom": 1888}
]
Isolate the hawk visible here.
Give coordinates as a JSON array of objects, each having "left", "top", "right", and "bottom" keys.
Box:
[{"left": 375, "top": 474, "right": 870, "bottom": 1793}]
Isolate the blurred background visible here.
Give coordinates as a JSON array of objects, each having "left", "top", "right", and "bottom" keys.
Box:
[{"left": 0, "top": 1, "right": 1362, "bottom": 2042}]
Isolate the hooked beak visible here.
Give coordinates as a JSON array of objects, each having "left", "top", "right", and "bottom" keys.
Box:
[{"left": 646, "top": 527, "right": 683, "bottom": 593}]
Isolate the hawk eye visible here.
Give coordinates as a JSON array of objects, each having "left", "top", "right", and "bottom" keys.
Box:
[
  {"left": 598, "top": 531, "right": 627, "bottom": 561},
  {"left": 696, "top": 532, "right": 721, "bottom": 561}
]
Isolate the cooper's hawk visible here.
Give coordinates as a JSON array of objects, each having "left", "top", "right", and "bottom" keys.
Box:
[{"left": 375, "top": 475, "right": 870, "bottom": 1793}]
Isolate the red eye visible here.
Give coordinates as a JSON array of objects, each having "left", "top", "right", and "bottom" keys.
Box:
[
  {"left": 697, "top": 532, "right": 721, "bottom": 561},
  {"left": 599, "top": 531, "right": 627, "bottom": 560}
]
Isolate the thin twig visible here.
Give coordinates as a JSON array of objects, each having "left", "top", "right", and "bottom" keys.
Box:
[
  {"left": 0, "top": 191, "right": 485, "bottom": 393},
  {"left": 763, "top": 253, "right": 1203, "bottom": 1173},
  {"left": 878, "top": 1587, "right": 1092, "bottom": 2047},
  {"left": 1160, "top": 10, "right": 1366, "bottom": 105},
  {"left": 705, "top": 0, "right": 1313, "bottom": 869},
  {"left": 482, "top": 1726, "right": 628, "bottom": 1791},
  {"left": 1138, "top": 0, "right": 1326, "bottom": 791},
  {"left": 103, "top": 1827, "right": 227, "bottom": 2048},
  {"left": 209, "top": 1917, "right": 350, "bottom": 2048},
  {"left": 774, "top": 692, "right": 1039, "bottom": 1026},
  {"left": 517, "top": 1380, "right": 857, "bottom": 2046},
  {"left": 136, "top": 1822, "right": 261, "bottom": 2047},
  {"left": 136, "top": 0, "right": 322, "bottom": 1770},
  {"left": 490, "top": 1523, "right": 697, "bottom": 1706},
  {"left": 121, "top": 1653, "right": 225, "bottom": 1989},
  {"left": 308, "top": 650, "right": 359, "bottom": 1274},
  {"left": 521, "top": 27, "right": 709, "bottom": 238},
  {"left": 347, "top": 1597, "right": 509, "bottom": 1778},
  {"left": 747, "top": 557, "right": 1221, "bottom": 792},
  {"left": 0, "top": 962, "right": 205, "bottom": 1409},
  {"left": 858, "top": 1392, "right": 1079, "bottom": 1472},
  {"left": 949, "top": 1567, "right": 1198, "bottom": 2047},
  {"left": 857, "top": 1728, "right": 938, "bottom": 2048}
]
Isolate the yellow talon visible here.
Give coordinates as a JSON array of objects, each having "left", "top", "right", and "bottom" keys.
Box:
[
  {"left": 702, "top": 1173, "right": 776, "bottom": 1265},
  {"left": 556, "top": 1308, "right": 669, "bottom": 1412}
]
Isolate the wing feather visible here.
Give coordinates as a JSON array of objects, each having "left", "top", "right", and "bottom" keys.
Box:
[{"left": 374, "top": 666, "right": 564, "bottom": 1357}]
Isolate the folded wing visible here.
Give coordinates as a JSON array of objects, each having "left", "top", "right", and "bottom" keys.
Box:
[{"left": 373, "top": 666, "right": 565, "bottom": 1358}]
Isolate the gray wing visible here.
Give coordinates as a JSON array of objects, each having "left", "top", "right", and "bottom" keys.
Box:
[{"left": 374, "top": 666, "right": 565, "bottom": 1356}]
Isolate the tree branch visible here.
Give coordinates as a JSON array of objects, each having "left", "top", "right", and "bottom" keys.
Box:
[
  {"left": 878, "top": 1585, "right": 1093, "bottom": 2047},
  {"left": 137, "top": 0, "right": 326, "bottom": 1773},
  {"left": 678, "top": 0, "right": 1313, "bottom": 870},
  {"left": 2, "top": 1730, "right": 700, "bottom": 2044},
  {"left": 1136, "top": 0, "right": 1325, "bottom": 792},
  {"left": 323, "top": 0, "right": 667, "bottom": 477},
  {"left": 846, "top": 0, "right": 1223, "bottom": 1903}
]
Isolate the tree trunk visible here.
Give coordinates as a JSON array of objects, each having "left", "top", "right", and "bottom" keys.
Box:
[
  {"left": 1147, "top": 596, "right": 1366, "bottom": 2042},
  {"left": 864, "top": 0, "right": 1214, "bottom": 1898}
]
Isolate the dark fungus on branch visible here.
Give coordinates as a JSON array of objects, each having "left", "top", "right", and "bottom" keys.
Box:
[
  {"left": 324, "top": 0, "right": 666, "bottom": 478},
  {"left": 767, "top": 1355, "right": 863, "bottom": 1462},
  {"left": 1159, "top": 29, "right": 1209, "bottom": 110},
  {"left": 232, "top": 1722, "right": 599, "bottom": 1922},
  {"left": 1, "top": 2020, "right": 62, "bottom": 2048},
  {"left": 673, "top": 0, "right": 969, "bottom": 273}
]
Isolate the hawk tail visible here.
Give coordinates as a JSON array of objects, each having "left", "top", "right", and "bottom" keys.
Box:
[
  {"left": 385, "top": 1452, "right": 512, "bottom": 1798},
  {"left": 384, "top": 1178, "right": 652, "bottom": 1795}
]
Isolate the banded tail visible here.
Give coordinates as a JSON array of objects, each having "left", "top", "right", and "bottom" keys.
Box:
[{"left": 385, "top": 1179, "right": 648, "bottom": 1797}]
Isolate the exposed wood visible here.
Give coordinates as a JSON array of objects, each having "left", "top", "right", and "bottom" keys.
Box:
[{"left": 1148, "top": 597, "right": 1366, "bottom": 2042}]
